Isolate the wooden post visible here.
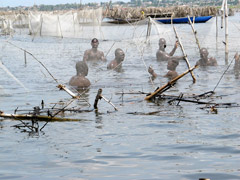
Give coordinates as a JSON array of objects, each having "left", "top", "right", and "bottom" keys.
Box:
[
  {"left": 57, "top": 15, "right": 63, "bottom": 38},
  {"left": 94, "top": 89, "right": 102, "bottom": 109},
  {"left": 224, "top": 0, "right": 229, "bottom": 64},
  {"left": 72, "top": 11, "right": 75, "bottom": 36},
  {"left": 171, "top": 15, "right": 196, "bottom": 83},
  {"left": 24, "top": 50, "right": 27, "bottom": 66},
  {"left": 93, "top": 88, "right": 118, "bottom": 111},
  {"left": 216, "top": 14, "right": 218, "bottom": 38},
  {"left": 40, "top": 14, "right": 43, "bottom": 36},
  {"left": 146, "top": 16, "right": 152, "bottom": 42},
  {"left": 216, "top": 14, "right": 218, "bottom": 50}
]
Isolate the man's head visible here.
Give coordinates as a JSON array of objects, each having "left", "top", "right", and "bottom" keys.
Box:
[
  {"left": 115, "top": 48, "right": 125, "bottom": 63},
  {"left": 200, "top": 48, "right": 209, "bottom": 59},
  {"left": 91, "top": 38, "right": 99, "bottom": 48},
  {"left": 167, "top": 59, "right": 179, "bottom": 71},
  {"left": 159, "top": 38, "right": 167, "bottom": 49},
  {"left": 76, "top": 61, "right": 88, "bottom": 76}
]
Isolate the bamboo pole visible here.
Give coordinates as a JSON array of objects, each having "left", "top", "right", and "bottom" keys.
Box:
[
  {"left": 187, "top": 15, "right": 201, "bottom": 51},
  {"left": 40, "top": 14, "right": 43, "bottom": 36},
  {"left": 145, "top": 65, "right": 198, "bottom": 100},
  {"left": 57, "top": 15, "right": 63, "bottom": 38},
  {"left": 171, "top": 15, "right": 196, "bottom": 83},
  {"left": 146, "top": 16, "right": 152, "bottom": 42},
  {"left": 224, "top": 0, "right": 229, "bottom": 64}
]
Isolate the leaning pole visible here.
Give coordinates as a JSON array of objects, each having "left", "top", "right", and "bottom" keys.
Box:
[{"left": 221, "top": 0, "right": 228, "bottom": 64}]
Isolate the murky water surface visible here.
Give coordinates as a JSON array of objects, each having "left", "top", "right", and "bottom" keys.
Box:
[{"left": 0, "top": 14, "right": 240, "bottom": 180}]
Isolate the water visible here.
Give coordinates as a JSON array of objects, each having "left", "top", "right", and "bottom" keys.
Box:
[{"left": 0, "top": 14, "right": 240, "bottom": 180}]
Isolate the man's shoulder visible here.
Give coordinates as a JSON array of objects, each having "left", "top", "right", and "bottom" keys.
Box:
[{"left": 84, "top": 49, "right": 91, "bottom": 54}]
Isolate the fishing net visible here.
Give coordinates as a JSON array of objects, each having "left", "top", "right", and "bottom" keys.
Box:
[{"left": 29, "top": 8, "right": 103, "bottom": 39}]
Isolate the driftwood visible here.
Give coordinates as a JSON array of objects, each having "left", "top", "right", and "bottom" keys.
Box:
[
  {"left": 94, "top": 88, "right": 118, "bottom": 111},
  {"left": 0, "top": 111, "right": 85, "bottom": 122},
  {"left": 171, "top": 14, "right": 196, "bottom": 83},
  {"left": 145, "top": 65, "right": 198, "bottom": 100}
]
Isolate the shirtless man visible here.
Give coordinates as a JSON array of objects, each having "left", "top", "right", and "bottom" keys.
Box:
[
  {"left": 69, "top": 61, "right": 90, "bottom": 88},
  {"left": 156, "top": 38, "right": 184, "bottom": 61},
  {"left": 148, "top": 59, "right": 179, "bottom": 80},
  {"left": 107, "top": 48, "right": 125, "bottom": 71},
  {"left": 164, "top": 59, "right": 179, "bottom": 80},
  {"left": 83, "top": 38, "right": 106, "bottom": 62},
  {"left": 195, "top": 48, "right": 218, "bottom": 66}
]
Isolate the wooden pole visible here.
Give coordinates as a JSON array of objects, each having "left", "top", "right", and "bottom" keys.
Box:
[
  {"left": 145, "top": 65, "right": 198, "bottom": 100},
  {"left": 40, "top": 14, "right": 43, "bottom": 36},
  {"left": 224, "top": 0, "right": 229, "bottom": 64},
  {"left": 93, "top": 88, "right": 118, "bottom": 111},
  {"left": 24, "top": 50, "right": 27, "bottom": 66},
  {"left": 146, "top": 17, "right": 152, "bottom": 42},
  {"left": 171, "top": 15, "right": 196, "bottom": 83},
  {"left": 94, "top": 88, "right": 102, "bottom": 109},
  {"left": 57, "top": 15, "right": 63, "bottom": 38},
  {"left": 187, "top": 16, "right": 201, "bottom": 51}
]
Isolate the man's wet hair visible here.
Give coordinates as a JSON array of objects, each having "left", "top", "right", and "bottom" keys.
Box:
[
  {"left": 91, "top": 38, "right": 99, "bottom": 43},
  {"left": 115, "top": 48, "right": 124, "bottom": 56},
  {"left": 76, "top": 61, "right": 88, "bottom": 76}
]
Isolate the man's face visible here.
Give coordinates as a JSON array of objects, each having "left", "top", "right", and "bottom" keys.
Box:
[
  {"left": 200, "top": 48, "right": 208, "bottom": 59},
  {"left": 91, "top": 40, "right": 99, "bottom": 48}
]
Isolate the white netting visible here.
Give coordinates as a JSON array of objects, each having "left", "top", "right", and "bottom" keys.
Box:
[{"left": 28, "top": 8, "right": 103, "bottom": 38}]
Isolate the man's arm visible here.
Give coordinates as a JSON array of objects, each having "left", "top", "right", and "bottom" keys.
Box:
[
  {"left": 83, "top": 50, "right": 89, "bottom": 62},
  {"left": 169, "top": 41, "right": 178, "bottom": 56},
  {"left": 100, "top": 51, "right": 106, "bottom": 61}
]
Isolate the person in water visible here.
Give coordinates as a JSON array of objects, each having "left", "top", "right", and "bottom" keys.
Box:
[
  {"left": 148, "top": 66, "right": 158, "bottom": 80},
  {"left": 83, "top": 38, "right": 106, "bottom": 62},
  {"left": 148, "top": 58, "right": 179, "bottom": 81},
  {"left": 195, "top": 47, "right": 218, "bottom": 66},
  {"left": 69, "top": 61, "right": 90, "bottom": 88},
  {"left": 107, "top": 48, "right": 125, "bottom": 71},
  {"left": 164, "top": 59, "right": 179, "bottom": 80},
  {"left": 156, "top": 38, "right": 184, "bottom": 61}
]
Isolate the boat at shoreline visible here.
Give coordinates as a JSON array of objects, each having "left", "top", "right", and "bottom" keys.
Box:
[{"left": 154, "top": 16, "right": 213, "bottom": 24}]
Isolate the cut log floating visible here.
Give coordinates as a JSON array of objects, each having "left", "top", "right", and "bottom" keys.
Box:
[
  {"left": 145, "top": 65, "right": 198, "bottom": 100},
  {"left": 171, "top": 14, "right": 196, "bottom": 83},
  {"left": 0, "top": 111, "right": 84, "bottom": 122}
]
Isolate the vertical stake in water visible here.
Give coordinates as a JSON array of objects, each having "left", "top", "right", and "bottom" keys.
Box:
[
  {"left": 146, "top": 17, "right": 152, "bottom": 43},
  {"left": 216, "top": 13, "right": 218, "bottom": 50},
  {"left": 72, "top": 11, "right": 75, "bottom": 36},
  {"left": 224, "top": 0, "right": 229, "bottom": 64},
  {"left": 221, "top": 0, "right": 228, "bottom": 64},
  {"left": 40, "top": 14, "right": 43, "bottom": 36},
  {"left": 58, "top": 15, "right": 63, "bottom": 38},
  {"left": 24, "top": 50, "right": 27, "bottom": 66}
]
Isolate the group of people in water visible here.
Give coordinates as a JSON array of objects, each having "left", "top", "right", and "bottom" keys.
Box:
[
  {"left": 69, "top": 38, "right": 125, "bottom": 88},
  {"left": 69, "top": 37, "right": 239, "bottom": 89}
]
